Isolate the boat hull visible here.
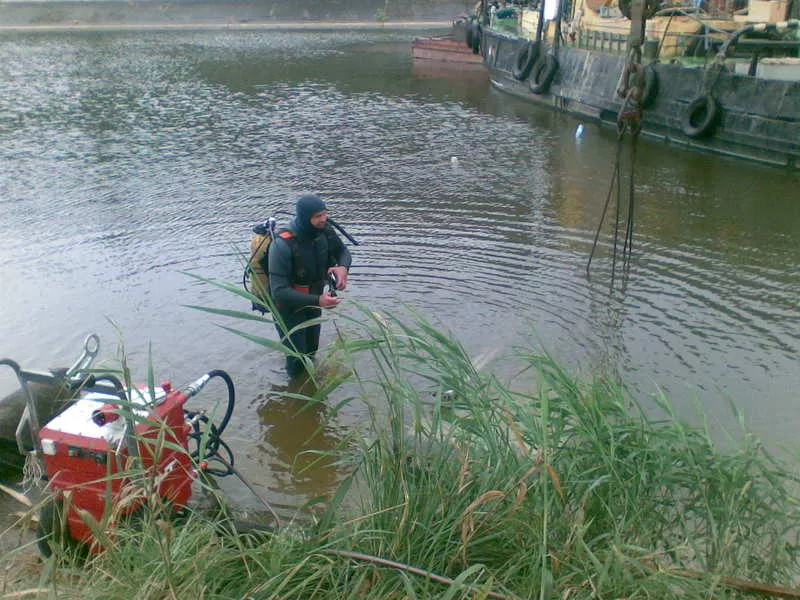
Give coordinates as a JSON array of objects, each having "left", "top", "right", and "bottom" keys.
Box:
[
  {"left": 482, "top": 30, "right": 800, "bottom": 168},
  {"left": 412, "top": 35, "right": 485, "bottom": 66}
]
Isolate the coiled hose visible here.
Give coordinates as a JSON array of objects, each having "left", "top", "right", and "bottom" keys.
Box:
[{"left": 185, "top": 369, "right": 236, "bottom": 477}]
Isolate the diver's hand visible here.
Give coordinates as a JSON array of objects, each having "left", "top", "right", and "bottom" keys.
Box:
[
  {"left": 319, "top": 292, "right": 342, "bottom": 309},
  {"left": 328, "top": 266, "right": 348, "bottom": 290}
]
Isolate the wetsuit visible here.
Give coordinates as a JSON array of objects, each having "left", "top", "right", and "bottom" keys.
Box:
[{"left": 266, "top": 219, "right": 351, "bottom": 377}]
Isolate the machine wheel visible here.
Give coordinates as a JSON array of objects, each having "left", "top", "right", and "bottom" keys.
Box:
[{"left": 37, "top": 497, "right": 81, "bottom": 558}]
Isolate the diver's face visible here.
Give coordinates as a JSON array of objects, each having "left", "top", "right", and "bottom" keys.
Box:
[{"left": 310, "top": 210, "right": 328, "bottom": 229}]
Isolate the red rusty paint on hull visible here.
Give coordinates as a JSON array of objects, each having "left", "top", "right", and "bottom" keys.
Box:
[{"left": 412, "top": 36, "right": 484, "bottom": 65}]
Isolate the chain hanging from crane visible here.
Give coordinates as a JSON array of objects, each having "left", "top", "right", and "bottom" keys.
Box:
[{"left": 586, "top": 46, "right": 647, "bottom": 287}]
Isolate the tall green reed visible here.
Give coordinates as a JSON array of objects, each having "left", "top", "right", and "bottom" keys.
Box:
[
  {"left": 5, "top": 302, "right": 797, "bottom": 599},
  {"left": 325, "top": 306, "right": 800, "bottom": 598}
]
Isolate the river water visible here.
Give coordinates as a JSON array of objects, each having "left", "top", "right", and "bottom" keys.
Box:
[{"left": 1, "top": 27, "right": 798, "bottom": 520}]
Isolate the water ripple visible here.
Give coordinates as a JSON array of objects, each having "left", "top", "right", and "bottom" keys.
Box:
[{"left": 0, "top": 29, "right": 798, "bottom": 504}]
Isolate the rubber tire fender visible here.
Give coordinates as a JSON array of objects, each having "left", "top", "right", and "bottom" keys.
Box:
[
  {"left": 512, "top": 41, "right": 541, "bottom": 81},
  {"left": 682, "top": 94, "right": 719, "bottom": 138},
  {"left": 529, "top": 54, "right": 558, "bottom": 95},
  {"left": 470, "top": 22, "right": 482, "bottom": 54},
  {"left": 640, "top": 64, "right": 659, "bottom": 108}
]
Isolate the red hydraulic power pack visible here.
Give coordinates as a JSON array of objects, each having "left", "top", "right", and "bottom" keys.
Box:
[{"left": 37, "top": 381, "right": 196, "bottom": 548}]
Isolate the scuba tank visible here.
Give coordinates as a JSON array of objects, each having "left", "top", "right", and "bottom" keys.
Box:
[
  {"left": 244, "top": 217, "right": 277, "bottom": 314},
  {"left": 243, "top": 212, "right": 360, "bottom": 314}
]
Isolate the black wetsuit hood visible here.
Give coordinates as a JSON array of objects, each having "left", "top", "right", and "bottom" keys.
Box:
[{"left": 292, "top": 193, "right": 327, "bottom": 239}]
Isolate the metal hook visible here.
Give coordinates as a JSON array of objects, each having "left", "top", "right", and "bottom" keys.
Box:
[{"left": 65, "top": 333, "right": 100, "bottom": 379}]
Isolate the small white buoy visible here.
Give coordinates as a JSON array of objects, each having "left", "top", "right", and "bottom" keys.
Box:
[
  {"left": 450, "top": 156, "right": 459, "bottom": 166},
  {"left": 575, "top": 124, "right": 585, "bottom": 139}
]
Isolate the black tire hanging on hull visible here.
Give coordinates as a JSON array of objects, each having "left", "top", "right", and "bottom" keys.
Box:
[
  {"left": 529, "top": 55, "right": 558, "bottom": 95},
  {"left": 620, "top": 62, "right": 658, "bottom": 107},
  {"left": 470, "top": 22, "right": 482, "bottom": 54},
  {"left": 512, "top": 41, "right": 540, "bottom": 81},
  {"left": 682, "top": 94, "right": 719, "bottom": 138},
  {"left": 638, "top": 64, "right": 659, "bottom": 108}
]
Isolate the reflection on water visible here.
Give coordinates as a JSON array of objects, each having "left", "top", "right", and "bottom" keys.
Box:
[
  {"left": 0, "top": 28, "right": 797, "bottom": 517},
  {"left": 257, "top": 375, "right": 344, "bottom": 509}
]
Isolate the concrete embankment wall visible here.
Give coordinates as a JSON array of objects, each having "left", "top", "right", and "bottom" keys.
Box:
[{"left": 0, "top": 0, "right": 474, "bottom": 27}]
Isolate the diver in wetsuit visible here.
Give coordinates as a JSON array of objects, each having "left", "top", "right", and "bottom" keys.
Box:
[{"left": 266, "top": 194, "right": 351, "bottom": 378}]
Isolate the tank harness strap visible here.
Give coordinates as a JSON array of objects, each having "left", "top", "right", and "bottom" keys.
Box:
[{"left": 278, "top": 230, "right": 314, "bottom": 293}]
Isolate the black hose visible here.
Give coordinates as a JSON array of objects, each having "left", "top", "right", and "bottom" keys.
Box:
[
  {"left": 201, "top": 437, "right": 235, "bottom": 477},
  {"left": 204, "top": 370, "right": 235, "bottom": 436},
  {"left": 185, "top": 369, "right": 236, "bottom": 476},
  {"left": 84, "top": 374, "right": 127, "bottom": 400},
  {"left": 328, "top": 218, "right": 360, "bottom": 246}
]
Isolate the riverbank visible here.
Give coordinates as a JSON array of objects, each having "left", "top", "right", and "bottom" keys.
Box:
[
  {"left": 0, "top": 21, "right": 451, "bottom": 31},
  {"left": 0, "top": 20, "right": 453, "bottom": 32},
  {"left": 0, "top": 0, "right": 470, "bottom": 30}
]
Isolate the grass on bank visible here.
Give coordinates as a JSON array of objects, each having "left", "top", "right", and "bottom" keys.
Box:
[{"left": 2, "top": 305, "right": 799, "bottom": 599}]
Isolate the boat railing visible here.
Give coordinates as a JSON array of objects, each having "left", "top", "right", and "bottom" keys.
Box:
[
  {"left": 578, "top": 29, "right": 629, "bottom": 52},
  {"left": 518, "top": 1, "right": 797, "bottom": 69},
  {"left": 576, "top": 6, "right": 734, "bottom": 55},
  {"left": 664, "top": 18, "right": 799, "bottom": 64},
  {"left": 648, "top": 12, "right": 797, "bottom": 66},
  {"left": 576, "top": 28, "right": 724, "bottom": 58},
  {"left": 650, "top": 7, "right": 740, "bottom": 58},
  {"left": 716, "top": 18, "right": 799, "bottom": 57},
  {"left": 666, "top": 28, "right": 732, "bottom": 59}
]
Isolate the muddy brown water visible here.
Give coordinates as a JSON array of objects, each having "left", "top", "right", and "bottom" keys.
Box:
[{"left": 0, "top": 27, "right": 798, "bottom": 529}]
